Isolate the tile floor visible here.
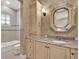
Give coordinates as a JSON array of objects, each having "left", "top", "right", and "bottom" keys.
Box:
[{"left": 1, "top": 48, "right": 26, "bottom": 59}]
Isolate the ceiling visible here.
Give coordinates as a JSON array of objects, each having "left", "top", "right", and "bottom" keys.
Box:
[
  {"left": 1, "top": 0, "right": 20, "bottom": 10},
  {"left": 38, "top": 0, "right": 77, "bottom": 11},
  {"left": 1, "top": 0, "right": 77, "bottom": 11}
]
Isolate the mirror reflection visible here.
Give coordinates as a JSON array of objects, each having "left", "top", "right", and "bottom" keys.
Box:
[{"left": 54, "top": 8, "right": 69, "bottom": 28}]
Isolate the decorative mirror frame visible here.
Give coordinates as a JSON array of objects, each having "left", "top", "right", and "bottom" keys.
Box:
[{"left": 50, "top": 7, "right": 72, "bottom": 32}]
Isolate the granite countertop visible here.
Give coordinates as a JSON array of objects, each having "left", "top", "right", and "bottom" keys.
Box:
[{"left": 29, "top": 37, "right": 78, "bottom": 49}]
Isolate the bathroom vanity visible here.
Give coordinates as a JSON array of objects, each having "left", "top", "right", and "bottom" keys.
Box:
[
  {"left": 26, "top": 37, "right": 77, "bottom": 59},
  {"left": 22, "top": 0, "right": 78, "bottom": 59}
]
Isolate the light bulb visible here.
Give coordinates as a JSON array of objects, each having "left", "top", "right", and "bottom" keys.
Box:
[{"left": 42, "top": 9, "right": 46, "bottom": 13}]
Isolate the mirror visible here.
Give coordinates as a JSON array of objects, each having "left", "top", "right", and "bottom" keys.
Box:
[
  {"left": 54, "top": 8, "right": 69, "bottom": 28},
  {"left": 50, "top": 7, "right": 72, "bottom": 32}
]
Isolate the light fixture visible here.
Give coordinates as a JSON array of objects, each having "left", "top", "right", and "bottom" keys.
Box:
[
  {"left": 6, "top": 1, "right": 10, "bottom": 5},
  {"left": 42, "top": 9, "right": 46, "bottom": 16}
]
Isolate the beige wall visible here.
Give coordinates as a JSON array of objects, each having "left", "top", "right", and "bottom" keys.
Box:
[
  {"left": 41, "top": 6, "right": 77, "bottom": 38},
  {"left": 40, "top": 0, "right": 77, "bottom": 38}
]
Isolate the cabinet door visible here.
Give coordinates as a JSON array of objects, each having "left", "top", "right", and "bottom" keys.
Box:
[
  {"left": 71, "top": 49, "right": 78, "bottom": 59},
  {"left": 49, "top": 45, "right": 70, "bottom": 59},
  {"left": 35, "top": 41, "right": 48, "bottom": 59},
  {"left": 26, "top": 39, "right": 34, "bottom": 59}
]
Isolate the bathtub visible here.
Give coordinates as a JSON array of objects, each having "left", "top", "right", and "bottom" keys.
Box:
[{"left": 1, "top": 40, "right": 20, "bottom": 53}]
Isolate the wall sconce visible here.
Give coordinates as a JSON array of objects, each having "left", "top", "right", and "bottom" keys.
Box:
[{"left": 42, "top": 9, "right": 46, "bottom": 16}]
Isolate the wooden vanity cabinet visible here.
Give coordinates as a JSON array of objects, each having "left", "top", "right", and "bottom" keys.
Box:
[
  {"left": 35, "top": 41, "right": 49, "bottom": 59},
  {"left": 71, "top": 49, "right": 78, "bottom": 59},
  {"left": 49, "top": 44, "right": 71, "bottom": 59},
  {"left": 26, "top": 39, "right": 35, "bottom": 59},
  {"left": 26, "top": 40, "right": 49, "bottom": 59},
  {"left": 26, "top": 40, "right": 78, "bottom": 59},
  {"left": 35, "top": 41, "right": 71, "bottom": 59}
]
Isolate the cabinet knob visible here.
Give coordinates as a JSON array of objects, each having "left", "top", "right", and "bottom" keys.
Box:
[{"left": 72, "top": 53, "right": 74, "bottom": 55}]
